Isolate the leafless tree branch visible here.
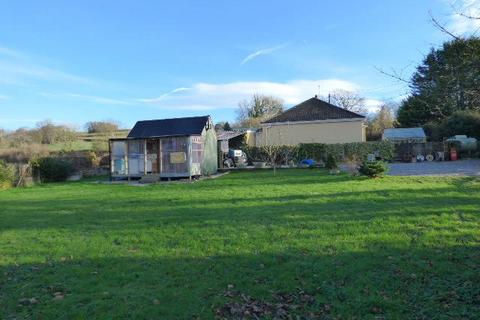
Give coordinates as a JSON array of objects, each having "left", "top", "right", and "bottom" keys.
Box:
[
  {"left": 429, "top": 11, "right": 461, "bottom": 40},
  {"left": 374, "top": 66, "right": 411, "bottom": 84}
]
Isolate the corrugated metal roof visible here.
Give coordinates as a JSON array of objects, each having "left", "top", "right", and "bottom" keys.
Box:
[
  {"left": 127, "top": 116, "right": 210, "bottom": 138},
  {"left": 263, "top": 97, "right": 365, "bottom": 124},
  {"left": 382, "top": 127, "right": 426, "bottom": 139},
  {"left": 217, "top": 131, "right": 245, "bottom": 141}
]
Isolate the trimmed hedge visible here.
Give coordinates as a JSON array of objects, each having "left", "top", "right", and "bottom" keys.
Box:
[{"left": 244, "top": 141, "right": 395, "bottom": 165}]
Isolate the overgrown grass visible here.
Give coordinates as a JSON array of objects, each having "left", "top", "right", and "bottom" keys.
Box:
[
  {"left": 0, "top": 169, "right": 479, "bottom": 319},
  {"left": 47, "top": 140, "right": 94, "bottom": 152}
]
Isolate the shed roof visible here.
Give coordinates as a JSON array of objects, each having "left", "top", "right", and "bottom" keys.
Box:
[
  {"left": 127, "top": 115, "right": 210, "bottom": 138},
  {"left": 216, "top": 131, "right": 245, "bottom": 141},
  {"left": 382, "top": 127, "right": 426, "bottom": 140},
  {"left": 263, "top": 97, "right": 365, "bottom": 124}
]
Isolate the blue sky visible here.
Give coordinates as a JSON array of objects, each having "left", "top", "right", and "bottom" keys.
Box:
[{"left": 1, "top": 0, "right": 479, "bottom": 130}]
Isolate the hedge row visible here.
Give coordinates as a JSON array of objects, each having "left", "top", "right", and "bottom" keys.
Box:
[{"left": 244, "top": 141, "right": 395, "bottom": 165}]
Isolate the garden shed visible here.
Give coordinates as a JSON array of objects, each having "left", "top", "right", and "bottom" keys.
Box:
[
  {"left": 109, "top": 116, "right": 217, "bottom": 180},
  {"left": 382, "top": 127, "right": 427, "bottom": 143}
]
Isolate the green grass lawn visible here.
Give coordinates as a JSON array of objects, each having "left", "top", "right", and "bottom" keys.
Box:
[{"left": 1, "top": 170, "right": 479, "bottom": 319}]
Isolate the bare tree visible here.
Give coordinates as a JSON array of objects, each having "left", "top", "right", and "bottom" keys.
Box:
[
  {"left": 366, "top": 104, "right": 396, "bottom": 140},
  {"left": 262, "top": 144, "right": 281, "bottom": 176},
  {"left": 236, "top": 94, "right": 284, "bottom": 128},
  {"left": 329, "top": 89, "right": 367, "bottom": 115}
]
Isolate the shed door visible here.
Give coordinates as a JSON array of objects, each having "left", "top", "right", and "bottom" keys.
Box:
[{"left": 146, "top": 139, "right": 159, "bottom": 174}]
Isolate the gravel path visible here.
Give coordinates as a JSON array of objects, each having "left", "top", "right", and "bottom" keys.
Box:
[{"left": 388, "top": 159, "right": 480, "bottom": 176}]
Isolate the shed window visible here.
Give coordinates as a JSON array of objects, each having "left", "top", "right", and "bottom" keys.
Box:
[
  {"left": 128, "top": 140, "right": 145, "bottom": 175},
  {"left": 161, "top": 137, "right": 189, "bottom": 174},
  {"left": 111, "top": 141, "right": 126, "bottom": 175},
  {"left": 191, "top": 137, "right": 203, "bottom": 164}
]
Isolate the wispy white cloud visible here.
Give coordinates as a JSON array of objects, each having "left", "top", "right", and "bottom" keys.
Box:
[
  {"left": 0, "top": 45, "right": 98, "bottom": 86},
  {"left": 0, "top": 94, "right": 9, "bottom": 101},
  {"left": 139, "top": 79, "right": 362, "bottom": 111},
  {"left": 364, "top": 99, "right": 384, "bottom": 113},
  {"left": 137, "top": 87, "right": 191, "bottom": 104},
  {"left": 38, "top": 92, "right": 131, "bottom": 105},
  {"left": 241, "top": 43, "right": 290, "bottom": 65},
  {"left": 446, "top": 0, "right": 480, "bottom": 34}
]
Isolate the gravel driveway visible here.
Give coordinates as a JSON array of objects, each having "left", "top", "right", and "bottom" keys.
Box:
[{"left": 388, "top": 159, "right": 480, "bottom": 176}]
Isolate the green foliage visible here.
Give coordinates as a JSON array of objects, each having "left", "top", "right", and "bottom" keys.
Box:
[
  {"left": 296, "top": 143, "right": 326, "bottom": 161},
  {"left": 34, "top": 120, "right": 77, "bottom": 144},
  {"left": 0, "top": 170, "right": 479, "bottom": 318},
  {"left": 32, "top": 157, "right": 74, "bottom": 183},
  {"left": 223, "top": 122, "right": 232, "bottom": 131},
  {"left": 0, "top": 160, "right": 15, "bottom": 189},
  {"left": 426, "top": 110, "right": 480, "bottom": 141},
  {"left": 84, "top": 121, "right": 119, "bottom": 134},
  {"left": 324, "top": 154, "right": 338, "bottom": 170},
  {"left": 244, "top": 145, "right": 298, "bottom": 165},
  {"left": 245, "top": 141, "right": 395, "bottom": 165},
  {"left": 397, "top": 38, "right": 480, "bottom": 126},
  {"left": 359, "top": 160, "right": 388, "bottom": 178}
]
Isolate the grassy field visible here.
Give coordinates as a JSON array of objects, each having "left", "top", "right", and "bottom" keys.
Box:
[
  {"left": 0, "top": 170, "right": 479, "bottom": 319},
  {"left": 47, "top": 130, "right": 130, "bottom": 152}
]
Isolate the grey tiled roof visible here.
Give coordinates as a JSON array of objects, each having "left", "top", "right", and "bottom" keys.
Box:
[{"left": 263, "top": 97, "right": 365, "bottom": 123}]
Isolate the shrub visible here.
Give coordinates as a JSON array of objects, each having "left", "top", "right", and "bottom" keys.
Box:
[
  {"left": 325, "top": 154, "right": 338, "bottom": 170},
  {"left": 359, "top": 160, "right": 388, "bottom": 178},
  {"left": 34, "top": 120, "right": 77, "bottom": 144},
  {"left": 85, "top": 121, "right": 119, "bottom": 134},
  {"left": 344, "top": 155, "right": 360, "bottom": 176},
  {"left": 32, "top": 157, "right": 74, "bottom": 183},
  {"left": 0, "top": 160, "right": 16, "bottom": 189},
  {"left": 426, "top": 111, "right": 480, "bottom": 141},
  {"left": 86, "top": 151, "right": 100, "bottom": 168}
]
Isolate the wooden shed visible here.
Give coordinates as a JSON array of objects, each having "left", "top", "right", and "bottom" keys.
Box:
[{"left": 109, "top": 116, "right": 218, "bottom": 181}]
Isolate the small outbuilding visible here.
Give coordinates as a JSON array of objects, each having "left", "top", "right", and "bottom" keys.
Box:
[
  {"left": 382, "top": 127, "right": 427, "bottom": 144},
  {"left": 109, "top": 116, "right": 217, "bottom": 180}
]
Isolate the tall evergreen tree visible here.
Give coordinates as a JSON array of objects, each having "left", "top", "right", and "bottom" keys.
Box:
[{"left": 397, "top": 37, "right": 480, "bottom": 127}]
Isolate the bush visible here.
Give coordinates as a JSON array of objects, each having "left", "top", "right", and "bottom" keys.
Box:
[
  {"left": 32, "top": 157, "right": 74, "bottom": 183},
  {"left": 86, "top": 151, "right": 100, "bottom": 168},
  {"left": 85, "top": 121, "right": 119, "bottom": 134},
  {"left": 0, "top": 160, "right": 16, "bottom": 189},
  {"left": 426, "top": 111, "right": 480, "bottom": 141},
  {"left": 359, "top": 160, "right": 388, "bottom": 178},
  {"left": 34, "top": 120, "right": 77, "bottom": 144},
  {"left": 325, "top": 154, "right": 338, "bottom": 170}
]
